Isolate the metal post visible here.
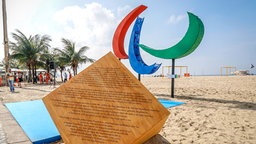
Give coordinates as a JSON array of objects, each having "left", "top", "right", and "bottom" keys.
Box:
[
  {"left": 138, "top": 74, "right": 141, "bottom": 81},
  {"left": 54, "top": 63, "right": 56, "bottom": 87},
  {"left": 171, "top": 59, "right": 175, "bottom": 98}
]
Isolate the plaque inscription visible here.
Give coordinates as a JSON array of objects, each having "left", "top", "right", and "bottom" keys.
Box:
[{"left": 43, "top": 52, "right": 170, "bottom": 144}]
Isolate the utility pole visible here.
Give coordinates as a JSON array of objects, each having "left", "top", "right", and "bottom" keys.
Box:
[{"left": 2, "top": 0, "right": 9, "bottom": 85}]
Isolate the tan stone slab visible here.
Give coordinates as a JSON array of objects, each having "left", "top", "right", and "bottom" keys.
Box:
[{"left": 43, "top": 52, "right": 170, "bottom": 144}]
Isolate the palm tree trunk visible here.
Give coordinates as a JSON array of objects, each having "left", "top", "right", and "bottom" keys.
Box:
[
  {"left": 60, "top": 69, "right": 63, "bottom": 82},
  {"left": 32, "top": 63, "right": 35, "bottom": 84},
  {"left": 28, "top": 64, "right": 31, "bottom": 83},
  {"left": 34, "top": 64, "right": 37, "bottom": 83},
  {"left": 2, "top": 0, "right": 10, "bottom": 85},
  {"left": 75, "top": 65, "right": 78, "bottom": 75},
  {"left": 73, "top": 67, "right": 76, "bottom": 76},
  {"left": 32, "top": 70, "right": 34, "bottom": 83}
]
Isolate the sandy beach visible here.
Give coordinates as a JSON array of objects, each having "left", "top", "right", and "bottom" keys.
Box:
[{"left": 0, "top": 76, "right": 256, "bottom": 144}]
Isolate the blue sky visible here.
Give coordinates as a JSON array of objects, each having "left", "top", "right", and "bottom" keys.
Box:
[{"left": 0, "top": 0, "right": 256, "bottom": 75}]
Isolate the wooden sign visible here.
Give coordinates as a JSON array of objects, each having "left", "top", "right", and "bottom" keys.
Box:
[{"left": 43, "top": 52, "right": 170, "bottom": 144}]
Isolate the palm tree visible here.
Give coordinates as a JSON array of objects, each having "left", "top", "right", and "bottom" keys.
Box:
[
  {"left": 54, "top": 38, "right": 95, "bottom": 75},
  {"left": 39, "top": 48, "right": 54, "bottom": 73},
  {"left": 9, "top": 58, "right": 25, "bottom": 69},
  {"left": 52, "top": 50, "right": 66, "bottom": 82},
  {"left": 9, "top": 29, "right": 51, "bottom": 83}
]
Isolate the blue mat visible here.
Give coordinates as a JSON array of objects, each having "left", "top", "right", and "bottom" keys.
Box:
[
  {"left": 4, "top": 99, "right": 183, "bottom": 143},
  {"left": 158, "top": 99, "right": 185, "bottom": 108},
  {"left": 5, "top": 100, "right": 60, "bottom": 144}
]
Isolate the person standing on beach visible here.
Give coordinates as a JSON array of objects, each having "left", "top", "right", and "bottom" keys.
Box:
[
  {"left": 14, "top": 72, "right": 18, "bottom": 85},
  {"left": 39, "top": 72, "right": 43, "bottom": 84},
  {"left": 69, "top": 71, "right": 72, "bottom": 80},
  {"left": 64, "top": 72, "right": 67, "bottom": 82},
  {"left": 18, "top": 71, "right": 23, "bottom": 88},
  {"left": 6, "top": 69, "right": 15, "bottom": 92},
  {"left": 45, "top": 72, "right": 50, "bottom": 84}
]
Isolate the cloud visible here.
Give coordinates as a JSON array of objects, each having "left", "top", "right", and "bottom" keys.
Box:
[
  {"left": 53, "top": 2, "right": 117, "bottom": 60},
  {"left": 0, "top": 0, "right": 44, "bottom": 60},
  {"left": 1, "top": 1, "right": 129, "bottom": 72},
  {"left": 117, "top": 5, "right": 131, "bottom": 17},
  {"left": 167, "top": 14, "right": 186, "bottom": 24}
]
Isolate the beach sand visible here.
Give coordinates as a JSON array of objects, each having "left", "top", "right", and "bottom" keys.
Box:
[
  {"left": 142, "top": 76, "right": 256, "bottom": 144},
  {"left": 0, "top": 76, "right": 255, "bottom": 144}
]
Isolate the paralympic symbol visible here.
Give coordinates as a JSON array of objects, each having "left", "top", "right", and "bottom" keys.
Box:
[
  {"left": 112, "top": 5, "right": 204, "bottom": 97},
  {"left": 112, "top": 5, "right": 204, "bottom": 75}
]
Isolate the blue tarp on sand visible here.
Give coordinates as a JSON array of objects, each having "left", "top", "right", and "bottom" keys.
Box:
[
  {"left": 158, "top": 99, "right": 185, "bottom": 108},
  {"left": 4, "top": 99, "right": 184, "bottom": 144},
  {"left": 5, "top": 100, "right": 60, "bottom": 144}
]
